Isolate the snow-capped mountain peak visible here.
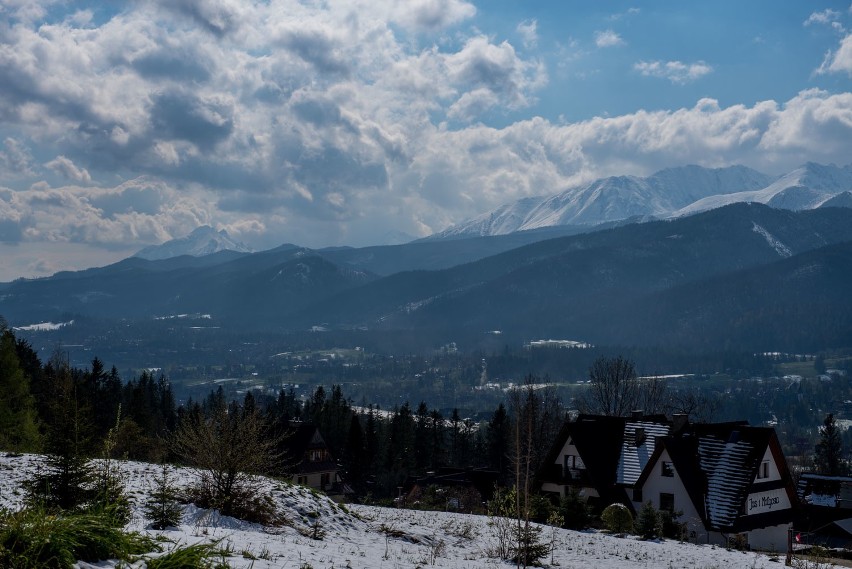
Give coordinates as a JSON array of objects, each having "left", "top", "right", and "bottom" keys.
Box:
[
  {"left": 134, "top": 226, "right": 252, "bottom": 260},
  {"left": 429, "top": 164, "right": 779, "bottom": 239}
]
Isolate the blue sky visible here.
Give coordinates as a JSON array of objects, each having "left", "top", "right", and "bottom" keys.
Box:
[{"left": 0, "top": 0, "right": 850, "bottom": 280}]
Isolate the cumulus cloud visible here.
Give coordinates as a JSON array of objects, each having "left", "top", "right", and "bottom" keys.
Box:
[
  {"left": 817, "top": 34, "right": 852, "bottom": 76},
  {"left": 0, "top": 138, "right": 36, "bottom": 178},
  {"left": 445, "top": 36, "right": 547, "bottom": 117},
  {"left": 45, "top": 156, "right": 91, "bottom": 183},
  {"left": 634, "top": 60, "right": 713, "bottom": 84},
  {"left": 595, "top": 29, "right": 624, "bottom": 48},
  {"left": 390, "top": 0, "right": 477, "bottom": 32}
]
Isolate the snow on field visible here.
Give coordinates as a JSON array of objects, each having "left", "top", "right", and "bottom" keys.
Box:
[
  {"left": 12, "top": 320, "right": 74, "bottom": 331},
  {"left": 0, "top": 453, "right": 785, "bottom": 568}
]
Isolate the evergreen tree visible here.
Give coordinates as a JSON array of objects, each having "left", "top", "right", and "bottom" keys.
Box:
[
  {"left": 143, "top": 463, "right": 184, "bottom": 529},
  {"left": 0, "top": 326, "right": 41, "bottom": 452},
  {"left": 344, "top": 413, "right": 365, "bottom": 494},
  {"left": 815, "top": 413, "right": 846, "bottom": 475},
  {"left": 559, "top": 488, "right": 590, "bottom": 530},
  {"left": 25, "top": 353, "right": 95, "bottom": 511},
  {"left": 635, "top": 501, "right": 661, "bottom": 540},
  {"left": 487, "top": 403, "right": 510, "bottom": 483}
]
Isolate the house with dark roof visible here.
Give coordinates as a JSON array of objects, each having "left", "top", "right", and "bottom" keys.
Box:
[
  {"left": 538, "top": 412, "right": 671, "bottom": 510},
  {"left": 795, "top": 473, "right": 852, "bottom": 548},
  {"left": 284, "top": 421, "right": 345, "bottom": 496},
  {"left": 633, "top": 422, "right": 796, "bottom": 551},
  {"left": 401, "top": 467, "right": 499, "bottom": 513}
]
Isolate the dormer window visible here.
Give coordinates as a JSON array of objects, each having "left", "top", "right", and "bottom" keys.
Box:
[{"left": 757, "top": 461, "right": 769, "bottom": 480}]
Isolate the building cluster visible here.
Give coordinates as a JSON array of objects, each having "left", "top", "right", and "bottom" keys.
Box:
[{"left": 539, "top": 413, "right": 796, "bottom": 552}]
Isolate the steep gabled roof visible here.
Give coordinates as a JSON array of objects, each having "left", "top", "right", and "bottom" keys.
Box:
[
  {"left": 638, "top": 422, "right": 791, "bottom": 532},
  {"left": 538, "top": 414, "right": 670, "bottom": 506},
  {"left": 617, "top": 419, "right": 671, "bottom": 485},
  {"left": 283, "top": 421, "right": 338, "bottom": 475}
]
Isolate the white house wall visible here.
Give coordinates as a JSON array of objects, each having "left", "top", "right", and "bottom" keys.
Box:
[
  {"left": 634, "top": 448, "right": 709, "bottom": 544},
  {"left": 752, "top": 446, "right": 782, "bottom": 483}
]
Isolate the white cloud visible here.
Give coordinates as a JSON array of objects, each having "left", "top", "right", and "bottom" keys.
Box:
[
  {"left": 45, "top": 155, "right": 91, "bottom": 183},
  {"left": 817, "top": 34, "right": 852, "bottom": 76},
  {"left": 634, "top": 60, "right": 713, "bottom": 84},
  {"left": 517, "top": 19, "right": 538, "bottom": 49},
  {"left": 608, "top": 7, "right": 640, "bottom": 21},
  {"left": 390, "top": 0, "right": 477, "bottom": 32},
  {"left": 805, "top": 9, "right": 842, "bottom": 27},
  {"left": 594, "top": 29, "right": 624, "bottom": 48},
  {"left": 0, "top": 138, "right": 36, "bottom": 178}
]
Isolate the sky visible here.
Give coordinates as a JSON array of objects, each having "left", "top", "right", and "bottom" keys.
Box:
[{"left": 0, "top": 0, "right": 851, "bottom": 281}]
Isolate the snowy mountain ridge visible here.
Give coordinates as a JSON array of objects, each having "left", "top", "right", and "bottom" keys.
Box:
[
  {"left": 135, "top": 225, "right": 252, "bottom": 260},
  {"left": 431, "top": 163, "right": 852, "bottom": 239}
]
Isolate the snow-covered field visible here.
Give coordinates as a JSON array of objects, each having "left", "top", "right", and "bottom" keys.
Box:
[{"left": 0, "top": 454, "right": 788, "bottom": 568}]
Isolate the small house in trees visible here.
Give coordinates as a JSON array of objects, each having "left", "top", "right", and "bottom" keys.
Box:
[
  {"left": 632, "top": 422, "right": 796, "bottom": 551},
  {"left": 284, "top": 421, "right": 343, "bottom": 495},
  {"left": 401, "top": 467, "right": 499, "bottom": 513},
  {"left": 538, "top": 412, "right": 671, "bottom": 510}
]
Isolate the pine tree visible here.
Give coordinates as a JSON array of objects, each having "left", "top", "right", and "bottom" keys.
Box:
[
  {"left": 25, "top": 354, "right": 95, "bottom": 511},
  {"left": 144, "top": 463, "right": 184, "bottom": 529},
  {"left": 815, "top": 413, "right": 846, "bottom": 475},
  {"left": 635, "top": 501, "right": 661, "bottom": 540},
  {"left": 0, "top": 327, "right": 41, "bottom": 452}
]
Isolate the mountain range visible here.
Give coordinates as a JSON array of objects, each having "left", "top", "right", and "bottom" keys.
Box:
[
  {"left": 4, "top": 202, "right": 852, "bottom": 352},
  {"left": 134, "top": 226, "right": 252, "bottom": 260},
  {"left": 429, "top": 162, "right": 852, "bottom": 240}
]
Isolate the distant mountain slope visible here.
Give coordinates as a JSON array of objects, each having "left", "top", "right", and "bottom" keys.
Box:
[
  {"left": 605, "top": 240, "right": 852, "bottom": 351},
  {"left": 293, "top": 204, "right": 852, "bottom": 347},
  {"left": 135, "top": 226, "right": 252, "bottom": 260},
  {"left": 0, "top": 246, "right": 373, "bottom": 325},
  {"left": 5, "top": 203, "right": 852, "bottom": 352},
  {"left": 318, "top": 224, "right": 590, "bottom": 275},
  {"left": 433, "top": 163, "right": 852, "bottom": 240}
]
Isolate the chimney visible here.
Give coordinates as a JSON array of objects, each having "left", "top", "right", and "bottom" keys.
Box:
[
  {"left": 672, "top": 413, "right": 689, "bottom": 434},
  {"left": 631, "top": 410, "right": 643, "bottom": 420}
]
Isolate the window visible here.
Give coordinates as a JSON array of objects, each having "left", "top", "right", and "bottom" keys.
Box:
[
  {"left": 564, "top": 454, "right": 585, "bottom": 470},
  {"left": 660, "top": 493, "right": 675, "bottom": 513},
  {"left": 321, "top": 472, "right": 330, "bottom": 489},
  {"left": 757, "top": 461, "right": 769, "bottom": 480},
  {"left": 661, "top": 461, "right": 674, "bottom": 477}
]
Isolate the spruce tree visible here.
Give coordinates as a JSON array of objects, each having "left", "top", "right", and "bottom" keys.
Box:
[
  {"left": 25, "top": 353, "right": 95, "bottom": 511},
  {"left": 144, "top": 463, "right": 183, "bottom": 529},
  {"left": 0, "top": 326, "right": 41, "bottom": 452},
  {"left": 636, "top": 501, "right": 661, "bottom": 540},
  {"left": 815, "top": 413, "right": 846, "bottom": 475}
]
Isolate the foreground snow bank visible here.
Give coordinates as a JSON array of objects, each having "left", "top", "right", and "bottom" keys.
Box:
[{"left": 0, "top": 454, "right": 784, "bottom": 568}]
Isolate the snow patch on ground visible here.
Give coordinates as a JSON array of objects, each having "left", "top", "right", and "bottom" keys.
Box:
[
  {"left": 0, "top": 453, "right": 785, "bottom": 568},
  {"left": 13, "top": 320, "right": 74, "bottom": 331}
]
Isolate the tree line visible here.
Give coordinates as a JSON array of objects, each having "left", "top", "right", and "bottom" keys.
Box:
[{"left": 0, "top": 321, "right": 570, "bottom": 503}]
